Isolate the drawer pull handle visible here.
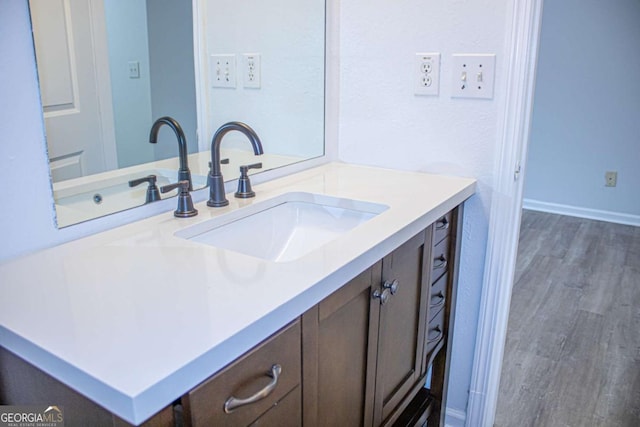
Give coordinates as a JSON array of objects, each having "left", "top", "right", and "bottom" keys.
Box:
[
  {"left": 224, "top": 364, "right": 282, "bottom": 414},
  {"left": 433, "top": 255, "right": 448, "bottom": 270},
  {"left": 428, "top": 326, "right": 443, "bottom": 344},
  {"left": 436, "top": 217, "right": 449, "bottom": 230},
  {"left": 430, "top": 292, "right": 445, "bottom": 309}
]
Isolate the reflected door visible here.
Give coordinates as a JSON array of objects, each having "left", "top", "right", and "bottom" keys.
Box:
[{"left": 30, "top": 0, "right": 117, "bottom": 182}]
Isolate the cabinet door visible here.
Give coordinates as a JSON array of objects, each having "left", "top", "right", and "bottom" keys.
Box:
[
  {"left": 373, "top": 229, "right": 431, "bottom": 426},
  {"left": 302, "top": 264, "right": 381, "bottom": 427}
]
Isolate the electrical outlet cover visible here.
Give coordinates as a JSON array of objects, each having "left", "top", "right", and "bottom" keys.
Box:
[
  {"left": 415, "top": 53, "right": 440, "bottom": 96},
  {"left": 243, "top": 53, "right": 261, "bottom": 89},
  {"left": 451, "top": 54, "right": 496, "bottom": 99}
]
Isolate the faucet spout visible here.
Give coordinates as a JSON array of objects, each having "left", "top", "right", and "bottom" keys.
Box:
[
  {"left": 208, "top": 122, "right": 264, "bottom": 207},
  {"left": 149, "top": 116, "right": 193, "bottom": 190}
]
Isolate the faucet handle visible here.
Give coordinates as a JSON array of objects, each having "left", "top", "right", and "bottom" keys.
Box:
[
  {"left": 208, "top": 158, "right": 229, "bottom": 170},
  {"left": 234, "top": 163, "right": 263, "bottom": 199},
  {"left": 128, "top": 175, "right": 161, "bottom": 204},
  {"left": 160, "top": 180, "right": 198, "bottom": 218}
]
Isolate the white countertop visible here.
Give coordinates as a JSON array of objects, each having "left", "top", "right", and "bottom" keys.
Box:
[{"left": 0, "top": 163, "right": 476, "bottom": 425}]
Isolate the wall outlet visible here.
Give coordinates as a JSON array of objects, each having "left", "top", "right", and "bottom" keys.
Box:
[
  {"left": 210, "top": 54, "right": 236, "bottom": 88},
  {"left": 451, "top": 54, "right": 496, "bottom": 99},
  {"left": 243, "top": 53, "right": 261, "bottom": 88},
  {"left": 415, "top": 53, "right": 440, "bottom": 96},
  {"left": 605, "top": 171, "right": 617, "bottom": 187},
  {"left": 128, "top": 61, "right": 140, "bottom": 79}
]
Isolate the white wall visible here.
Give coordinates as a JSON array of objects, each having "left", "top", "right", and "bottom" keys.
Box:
[
  {"left": 524, "top": 0, "right": 640, "bottom": 220},
  {"left": 104, "top": 0, "right": 154, "bottom": 168},
  {"left": 0, "top": 1, "right": 61, "bottom": 261},
  {"left": 146, "top": 0, "right": 198, "bottom": 161},
  {"left": 337, "top": 0, "right": 510, "bottom": 420}
]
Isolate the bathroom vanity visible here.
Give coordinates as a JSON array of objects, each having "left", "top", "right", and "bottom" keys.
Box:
[{"left": 0, "top": 163, "right": 475, "bottom": 426}]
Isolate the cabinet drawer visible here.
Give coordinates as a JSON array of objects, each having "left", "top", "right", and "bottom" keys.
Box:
[
  {"left": 429, "top": 273, "right": 448, "bottom": 322},
  {"left": 431, "top": 237, "right": 450, "bottom": 284},
  {"left": 184, "top": 320, "right": 301, "bottom": 427},
  {"left": 425, "top": 308, "right": 445, "bottom": 357},
  {"left": 433, "top": 212, "right": 452, "bottom": 246},
  {"left": 249, "top": 386, "right": 301, "bottom": 427}
]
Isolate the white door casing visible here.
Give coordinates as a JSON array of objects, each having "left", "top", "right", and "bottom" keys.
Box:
[{"left": 464, "top": 0, "right": 544, "bottom": 426}]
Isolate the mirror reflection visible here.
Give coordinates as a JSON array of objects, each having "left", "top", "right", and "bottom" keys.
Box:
[{"left": 30, "top": 0, "right": 325, "bottom": 227}]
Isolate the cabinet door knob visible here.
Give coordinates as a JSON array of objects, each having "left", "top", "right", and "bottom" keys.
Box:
[
  {"left": 373, "top": 288, "right": 391, "bottom": 305},
  {"left": 223, "top": 364, "right": 282, "bottom": 413},
  {"left": 383, "top": 279, "right": 399, "bottom": 295}
]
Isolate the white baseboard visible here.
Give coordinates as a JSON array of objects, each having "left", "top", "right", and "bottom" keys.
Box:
[
  {"left": 445, "top": 407, "right": 466, "bottom": 427},
  {"left": 523, "top": 199, "right": 640, "bottom": 227}
]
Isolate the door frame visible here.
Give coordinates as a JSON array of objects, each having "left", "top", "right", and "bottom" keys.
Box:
[
  {"left": 88, "top": 0, "right": 118, "bottom": 170},
  {"left": 464, "top": 0, "right": 544, "bottom": 425}
]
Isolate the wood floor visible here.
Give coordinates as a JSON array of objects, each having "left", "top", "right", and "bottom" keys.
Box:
[{"left": 494, "top": 210, "right": 640, "bottom": 427}]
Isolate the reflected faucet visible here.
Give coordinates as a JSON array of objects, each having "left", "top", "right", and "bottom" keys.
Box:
[
  {"left": 149, "top": 116, "right": 193, "bottom": 190},
  {"left": 208, "top": 122, "right": 264, "bottom": 207}
]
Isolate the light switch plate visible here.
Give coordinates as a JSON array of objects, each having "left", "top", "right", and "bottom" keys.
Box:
[
  {"left": 451, "top": 54, "right": 496, "bottom": 99},
  {"left": 210, "top": 54, "right": 236, "bottom": 88}
]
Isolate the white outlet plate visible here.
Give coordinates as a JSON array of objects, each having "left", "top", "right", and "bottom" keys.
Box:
[
  {"left": 243, "top": 53, "right": 261, "bottom": 89},
  {"left": 415, "top": 53, "right": 440, "bottom": 96},
  {"left": 451, "top": 54, "right": 496, "bottom": 99},
  {"left": 128, "top": 61, "right": 140, "bottom": 79},
  {"left": 210, "top": 54, "right": 236, "bottom": 88},
  {"left": 605, "top": 171, "right": 617, "bottom": 187}
]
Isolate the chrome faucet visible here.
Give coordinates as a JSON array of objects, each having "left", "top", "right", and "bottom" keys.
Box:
[
  {"left": 208, "top": 122, "right": 264, "bottom": 207},
  {"left": 149, "top": 116, "right": 193, "bottom": 190}
]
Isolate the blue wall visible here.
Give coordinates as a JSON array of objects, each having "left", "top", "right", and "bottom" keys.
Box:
[{"left": 525, "top": 0, "right": 640, "bottom": 219}]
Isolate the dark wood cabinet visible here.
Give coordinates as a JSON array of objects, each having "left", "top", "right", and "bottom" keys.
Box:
[
  {"left": 0, "top": 346, "right": 177, "bottom": 427},
  {"left": 303, "top": 207, "right": 462, "bottom": 427},
  {"left": 397, "top": 207, "right": 462, "bottom": 427},
  {"left": 373, "top": 229, "right": 431, "bottom": 426},
  {"left": 301, "top": 263, "right": 381, "bottom": 426},
  {"left": 1, "top": 206, "right": 463, "bottom": 427}
]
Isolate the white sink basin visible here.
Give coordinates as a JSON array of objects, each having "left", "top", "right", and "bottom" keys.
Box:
[{"left": 175, "top": 192, "right": 388, "bottom": 262}]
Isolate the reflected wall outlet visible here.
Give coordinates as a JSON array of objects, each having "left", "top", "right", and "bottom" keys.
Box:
[
  {"left": 451, "top": 54, "right": 495, "bottom": 99},
  {"left": 243, "top": 53, "right": 261, "bottom": 88},
  {"left": 605, "top": 171, "right": 617, "bottom": 187},
  {"left": 128, "top": 61, "right": 140, "bottom": 79},
  {"left": 415, "top": 53, "right": 440, "bottom": 96},
  {"left": 210, "top": 54, "right": 236, "bottom": 88}
]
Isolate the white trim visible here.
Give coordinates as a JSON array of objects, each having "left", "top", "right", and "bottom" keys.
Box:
[
  {"left": 324, "top": 0, "right": 339, "bottom": 161},
  {"left": 88, "top": 0, "right": 118, "bottom": 171},
  {"left": 445, "top": 407, "right": 466, "bottom": 427},
  {"left": 193, "top": 0, "right": 209, "bottom": 152},
  {"left": 465, "top": 0, "right": 544, "bottom": 426},
  {"left": 523, "top": 199, "right": 640, "bottom": 227}
]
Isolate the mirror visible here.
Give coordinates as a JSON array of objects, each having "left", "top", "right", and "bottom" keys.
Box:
[{"left": 29, "top": 0, "right": 325, "bottom": 227}]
